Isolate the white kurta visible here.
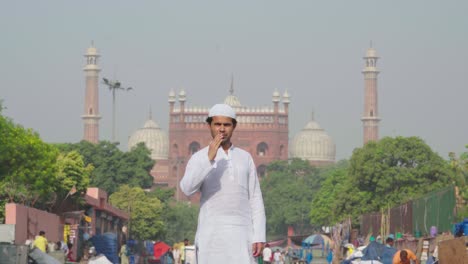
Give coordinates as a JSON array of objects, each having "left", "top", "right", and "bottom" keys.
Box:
[{"left": 180, "top": 145, "right": 266, "bottom": 264}]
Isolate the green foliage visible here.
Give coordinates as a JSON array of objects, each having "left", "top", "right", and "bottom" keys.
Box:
[
  {"left": 0, "top": 110, "right": 94, "bottom": 220},
  {"left": 311, "top": 137, "right": 455, "bottom": 227},
  {"left": 55, "top": 141, "right": 154, "bottom": 194},
  {"left": 310, "top": 160, "right": 350, "bottom": 226},
  {"left": 52, "top": 151, "right": 93, "bottom": 210},
  {"left": 0, "top": 112, "right": 58, "bottom": 207},
  {"left": 261, "top": 158, "right": 321, "bottom": 238},
  {"left": 0, "top": 199, "right": 6, "bottom": 224},
  {"left": 449, "top": 145, "right": 468, "bottom": 221},
  {"left": 55, "top": 151, "right": 92, "bottom": 194},
  {"left": 348, "top": 136, "right": 454, "bottom": 214},
  {"left": 109, "top": 185, "right": 164, "bottom": 240},
  {"left": 159, "top": 201, "right": 199, "bottom": 246},
  {"left": 148, "top": 187, "right": 176, "bottom": 204}
]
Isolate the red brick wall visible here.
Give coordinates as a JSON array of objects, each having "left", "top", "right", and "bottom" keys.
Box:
[
  {"left": 159, "top": 103, "right": 289, "bottom": 202},
  {"left": 5, "top": 203, "right": 61, "bottom": 244}
]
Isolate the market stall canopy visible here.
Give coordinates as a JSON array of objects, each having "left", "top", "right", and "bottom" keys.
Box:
[
  {"left": 302, "top": 234, "right": 334, "bottom": 248},
  {"left": 153, "top": 241, "right": 170, "bottom": 258},
  {"left": 289, "top": 235, "right": 309, "bottom": 246}
]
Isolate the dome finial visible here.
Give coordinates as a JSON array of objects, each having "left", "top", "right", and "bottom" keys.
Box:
[
  {"left": 148, "top": 105, "right": 153, "bottom": 120},
  {"left": 311, "top": 111, "right": 315, "bottom": 121},
  {"left": 229, "top": 74, "right": 234, "bottom": 95}
]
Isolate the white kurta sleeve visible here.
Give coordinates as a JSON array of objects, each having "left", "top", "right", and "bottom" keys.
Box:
[
  {"left": 180, "top": 152, "right": 215, "bottom": 196},
  {"left": 248, "top": 155, "right": 266, "bottom": 243}
]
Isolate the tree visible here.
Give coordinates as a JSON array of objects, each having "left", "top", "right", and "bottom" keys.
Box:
[
  {"left": 348, "top": 136, "right": 455, "bottom": 213},
  {"left": 449, "top": 145, "right": 468, "bottom": 220},
  {"left": 55, "top": 141, "right": 154, "bottom": 194},
  {"left": 0, "top": 107, "right": 95, "bottom": 221},
  {"left": 52, "top": 151, "right": 93, "bottom": 211},
  {"left": 148, "top": 187, "right": 176, "bottom": 204},
  {"left": 102, "top": 78, "right": 132, "bottom": 142},
  {"left": 109, "top": 185, "right": 164, "bottom": 240},
  {"left": 261, "top": 159, "right": 321, "bottom": 238},
  {"left": 309, "top": 160, "right": 350, "bottom": 226},
  {"left": 0, "top": 112, "right": 58, "bottom": 207},
  {"left": 159, "top": 201, "right": 199, "bottom": 245}
]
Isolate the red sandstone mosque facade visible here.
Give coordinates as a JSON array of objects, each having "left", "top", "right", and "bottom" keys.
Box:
[{"left": 83, "top": 44, "right": 380, "bottom": 200}]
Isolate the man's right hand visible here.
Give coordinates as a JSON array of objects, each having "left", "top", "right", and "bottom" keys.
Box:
[{"left": 208, "top": 133, "right": 223, "bottom": 161}]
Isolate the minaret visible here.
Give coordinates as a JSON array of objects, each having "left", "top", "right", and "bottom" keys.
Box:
[
  {"left": 178, "top": 89, "right": 186, "bottom": 123},
  {"left": 272, "top": 89, "right": 280, "bottom": 124},
  {"left": 168, "top": 89, "right": 176, "bottom": 123},
  {"left": 361, "top": 45, "right": 380, "bottom": 145},
  {"left": 82, "top": 43, "right": 101, "bottom": 143},
  {"left": 282, "top": 90, "right": 290, "bottom": 115}
]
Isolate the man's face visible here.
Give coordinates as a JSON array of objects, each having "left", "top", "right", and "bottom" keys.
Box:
[
  {"left": 209, "top": 116, "right": 235, "bottom": 143},
  {"left": 400, "top": 252, "right": 409, "bottom": 264}
]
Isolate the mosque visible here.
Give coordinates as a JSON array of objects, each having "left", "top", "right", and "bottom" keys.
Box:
[{"left": 82, "top": 44, "right": 380, "bottom": 200}]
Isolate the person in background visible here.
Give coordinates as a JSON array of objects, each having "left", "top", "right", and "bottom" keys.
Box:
[
  {"left": 392, "top": 249, "right": 420, "bottom": 264},
  {"left": 385, "top": 237, "right": 394, "bottom": 248},
  {"left": 172, "top": 245, "right": 180, "bottom": 264},
  {"left": 119, "top": 242, "right": 129, "bottom": 264},
  {"left": 33, "top": 231, "right": 48, "bottom": 253},
  {"left": 263, "top": 244, "right": 272, "bottom": 264},
  {"left": 381, "top": 237, "right": 397, "bottom": 264},
  {"left": 376, "top": 235, "right": 383, "bottom": 244},
  {"left": 326, "top": 250, "right": 333, "bottom": 264},
  {"left": 180, "top": 239, "right": 189, "bottom": 264},
  {"left": 166, "top": 248, "right": 174, "bottom": 264},
  {"left": 273, "top": 249, "right": 281, "bottom": 264},
  {"left": 66, "top": 242, "right": 75, "bottom": 262}
]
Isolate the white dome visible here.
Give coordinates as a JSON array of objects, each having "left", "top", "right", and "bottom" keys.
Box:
[
  {"left": 291, "top": 118, "right": 336, "bottom": 162},
  {"left": 128, "top": 119, "right": 169, "bottom": 160}
]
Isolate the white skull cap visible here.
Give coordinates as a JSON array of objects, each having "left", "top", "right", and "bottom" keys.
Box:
[{"left": 208, "top": 104, "right": 236, "bottom": 119}]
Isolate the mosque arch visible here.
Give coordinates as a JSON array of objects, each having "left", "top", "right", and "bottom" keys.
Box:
[
  {"left": 172, "top": 143, "right": 179, "bottom": 157},
  {"left": 188, "top": 141, "right": 201, "bottom": 155},
  {"left": 256, "top": 142, "right": 269, "bottom": 156},
  {"left": 257, "top": 164, "right": 267, "bottom": 178}
]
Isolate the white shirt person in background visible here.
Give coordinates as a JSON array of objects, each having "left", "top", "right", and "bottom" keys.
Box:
[{"left": 180, "top": 103, "right": 266, "bottom": 264}]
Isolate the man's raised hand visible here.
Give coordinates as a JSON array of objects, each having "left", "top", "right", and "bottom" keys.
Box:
[{"left": 208, "top": 132, "right": 223, "bottom": 161}]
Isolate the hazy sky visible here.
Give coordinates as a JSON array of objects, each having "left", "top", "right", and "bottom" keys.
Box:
[{"left": 1, "top": 1, "right": 467, "bottom": 160}]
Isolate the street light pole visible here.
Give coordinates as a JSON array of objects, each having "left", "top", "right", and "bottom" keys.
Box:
[{"left": 102, "top": 78, "right": 132, "bottom": 142}]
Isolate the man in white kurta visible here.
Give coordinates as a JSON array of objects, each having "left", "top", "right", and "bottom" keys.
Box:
[{"left": 180, "top": 104, "right": 266, "bottom": 264}]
